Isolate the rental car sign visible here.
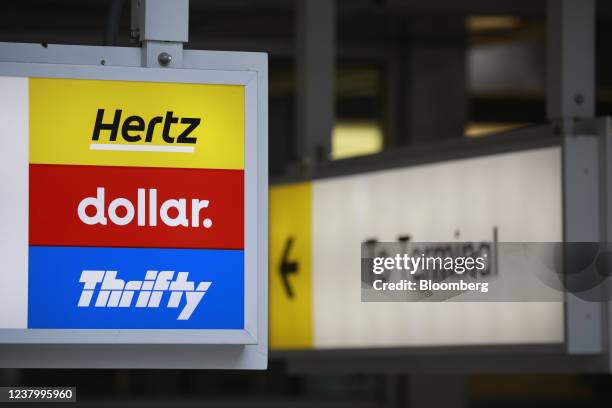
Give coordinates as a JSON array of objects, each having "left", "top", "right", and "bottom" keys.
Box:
[{"left": 0, "top": 74, "right": 256, "bottom": 335}]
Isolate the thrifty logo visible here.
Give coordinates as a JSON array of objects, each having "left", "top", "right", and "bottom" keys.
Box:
[
  {"left": 90, "top": 109, "right": 201, "bottom": 153},
  {"left": 78, "top": 270, "right": 211, "bottom": 320}
]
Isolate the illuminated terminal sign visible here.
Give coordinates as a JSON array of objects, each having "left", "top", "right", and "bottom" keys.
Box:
[{"left": 269, "top": 147, "right": 564, "bottom": 349}]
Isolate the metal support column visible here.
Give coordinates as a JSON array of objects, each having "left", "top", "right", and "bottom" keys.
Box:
[
  {"left": 547, "top": 0, "right": 595, "bottom": 121},
  {"left": 295, "top": 0, "right": 335, "bottom": 168},
  {"left": 131, "top": 0, "right": 189, "bottom": 68},
  {"left": 547, "top": 0, "right": 602, "bottom": 355},
  {"left": 601, "top": 117, "right": 612, "bottom": 372},
  {"left": 405, "top": 18, "right": 467, "bottom": 143}
]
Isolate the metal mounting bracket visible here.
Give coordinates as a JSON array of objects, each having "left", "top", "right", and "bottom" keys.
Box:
[{"left": 131, "top": 0, "right": 188, "bottom": 68}]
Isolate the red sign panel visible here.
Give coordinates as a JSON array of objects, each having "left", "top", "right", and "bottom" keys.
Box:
[{"left": 30, "top": 164, "right": 244, "bottom": 249}]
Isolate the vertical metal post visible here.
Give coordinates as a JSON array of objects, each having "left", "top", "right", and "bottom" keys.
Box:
[
  {"left": 562, "top": 127, "right": 602, "bottom": 355},
  {"left": 131, "top": 0, "right": 189, "bottom": 68},
  {"left": 295, "top": 0, "right": 335, "bottom": 168},
  {"left": 383, "top": 52, "right": 403, "bottom": 147},
  {"left": 546, "top": 0, "right": 595, "bottom": 121},
  {"left": 548, "top": 0, "right": 602, "bottom": 355},
  {"left": 405, "top": 19, "right": 467, "bottom": 143},
  {"left": 600, "top": 117, "right": 612, "bottom": 371},
  {"left": 104, "top": 0, "right": 125, "bottom": 46}
]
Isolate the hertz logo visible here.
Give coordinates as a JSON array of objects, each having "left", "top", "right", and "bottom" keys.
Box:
[
  {"left": 90, "top": 109, "right": 201, "bottom": 153},
  {"left": 29, "top": 79, "right": 244, "bottom": 169}
]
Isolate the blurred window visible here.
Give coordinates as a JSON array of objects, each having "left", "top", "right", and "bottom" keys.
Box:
[
  {"left": 334, "top": 61, "right": 385, "bottom": 160},
  {"left": 464, "top": 122, "right": 526, "bottom": 138},
  {"left": 332, "top": 120, "right": 383, "bottom": 159}
]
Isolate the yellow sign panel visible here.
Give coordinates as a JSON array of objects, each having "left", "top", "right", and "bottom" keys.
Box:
[
  {"left": 269, "top": 182, "right": 313, "bottom": 349},
  {"left": 29, "top": 78, "right": 244, "bottom": 170}
]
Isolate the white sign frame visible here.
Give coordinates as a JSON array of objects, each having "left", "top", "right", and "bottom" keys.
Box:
[{"left": 0, "top": 42, "right": 268, "bottom": 369}]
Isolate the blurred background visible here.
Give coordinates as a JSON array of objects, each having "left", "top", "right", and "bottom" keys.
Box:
[
  {"left": 4, "top": 0, "right": 612, "bottom": 168},
  {"left": 2, "top": 0, "right": 612, "bottom": 407}
]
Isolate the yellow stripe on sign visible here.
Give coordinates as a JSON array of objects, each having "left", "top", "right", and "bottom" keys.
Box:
[
  {"left": 269, "top": 182, "right": 313, "bottom": 349},
  {"left": 29, "top": 78, "right": 244, "bottom": 170}
]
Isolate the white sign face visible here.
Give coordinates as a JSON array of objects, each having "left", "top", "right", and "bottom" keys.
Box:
[{"left": 312, "top": 147, "right": 563, "bottom": 348}]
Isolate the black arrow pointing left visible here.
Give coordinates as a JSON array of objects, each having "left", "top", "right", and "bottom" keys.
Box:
[{"left": 280, "top": 236, "right": 298, "bottom": 298}]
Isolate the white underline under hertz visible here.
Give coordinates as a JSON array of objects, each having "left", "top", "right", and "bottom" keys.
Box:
[{"left": 89, "top": 143, "right": 195, "bottom": 153}]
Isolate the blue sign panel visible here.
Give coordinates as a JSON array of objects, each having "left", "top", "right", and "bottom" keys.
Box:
[{"left": 28, "top": 246, "right": 244, "bottom": 329}]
